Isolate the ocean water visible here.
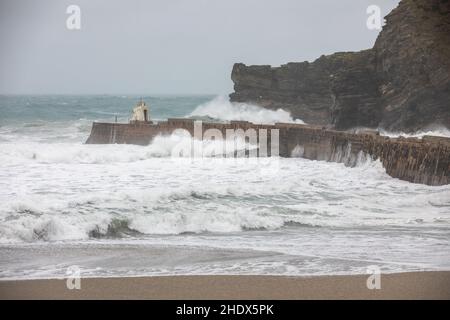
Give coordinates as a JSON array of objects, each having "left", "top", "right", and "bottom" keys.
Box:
[{"left": 0, "top": 95, "right": 449, "bottom": 279}]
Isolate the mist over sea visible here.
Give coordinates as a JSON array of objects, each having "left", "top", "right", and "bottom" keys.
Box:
[{"left": 0, "top": 95, "right": 449, "bottom": 279}]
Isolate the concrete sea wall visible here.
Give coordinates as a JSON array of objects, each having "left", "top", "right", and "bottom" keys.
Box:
[{"left": 85, "top": 120, "right": 450, "bottom": 186}]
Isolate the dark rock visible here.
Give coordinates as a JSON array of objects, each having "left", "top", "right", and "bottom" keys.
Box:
[{"left": 229, "top": 0, "right": 450, "bottom": 132}]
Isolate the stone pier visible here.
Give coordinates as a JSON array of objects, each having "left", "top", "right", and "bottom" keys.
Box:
[{"left": 85, "top": 119, "right": 450, "bottom": 186}]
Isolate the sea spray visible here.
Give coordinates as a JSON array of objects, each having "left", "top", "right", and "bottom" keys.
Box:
[
  {"left": 0, "top": 131, "right": 260, "bottom": 165},
  {"left": 1, "top": 95, "right": 450, "bottom": 278},
  {"left": 189, "top": 96, "right": 304, "bottom": 124}
]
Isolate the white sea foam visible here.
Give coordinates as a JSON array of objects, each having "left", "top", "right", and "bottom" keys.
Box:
[
  {"left": 2, "top": 95, "right": 450, "bottom": 278},
  {"left": 189, "top": 96, "right": 304, "bottom": 124},
  {"left": 1, "top": 145, "right": 449, "bottom": 243},
  {"left": 0, "top": 131, "right": 258, "bottom": 165},
  {"left": 379, "top": 126, "right": 450, "bottom": 138}
]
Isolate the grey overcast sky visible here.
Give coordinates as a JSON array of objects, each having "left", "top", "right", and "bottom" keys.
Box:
[{"left": 0, "top": 0, "right": 400, "bottom": 95}]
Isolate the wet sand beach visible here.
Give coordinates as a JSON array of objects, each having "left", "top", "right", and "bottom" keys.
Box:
[{"left": 1, "top": 271, "right": 449, "bottom": 300}]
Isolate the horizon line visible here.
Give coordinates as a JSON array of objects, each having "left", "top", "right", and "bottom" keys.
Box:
[{"left": 0, "top": 93, "right": 221, "bottom": 96}]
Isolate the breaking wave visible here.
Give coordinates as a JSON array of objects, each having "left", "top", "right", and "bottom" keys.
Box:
[
  {"left": 1, "top": 95, "right": 449, "bottom": 247},
  {"left": 189, "top": 96, "right": 304, "bottom": 124},
  {"left": 0, "top": 191, "right": 307, "bottom": 243},
  {"left": 379, "top": 126, "right": 450, "bottom": 138},
  {"left": 0, "top": 131, "right": 258, "bottom": 165}
]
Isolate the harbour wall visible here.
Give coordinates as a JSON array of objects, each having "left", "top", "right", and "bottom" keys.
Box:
[{"left": 85, "top": 119, "right": 450, "bottom": 186}]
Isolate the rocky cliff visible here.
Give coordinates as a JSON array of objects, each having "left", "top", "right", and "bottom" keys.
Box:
[{"left": 230, "top": 0, "right": 450, "bottom": 132}]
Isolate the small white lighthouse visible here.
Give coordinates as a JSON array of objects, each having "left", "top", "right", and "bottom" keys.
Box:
[{"left": 130, "top": 98, "right": 151, "bottom": 123}]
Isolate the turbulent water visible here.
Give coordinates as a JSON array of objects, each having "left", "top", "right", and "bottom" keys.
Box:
[{"left": 0, "top": 95, "right": 449, "bottom": 279}]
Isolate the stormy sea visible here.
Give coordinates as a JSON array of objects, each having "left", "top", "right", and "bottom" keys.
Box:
[{"left": 0, "top": 95, "right": 449, "bottom": 279}]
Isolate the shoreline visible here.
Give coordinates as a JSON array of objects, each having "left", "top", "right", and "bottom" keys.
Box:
[{"left": 1, "top": 271, "right": 449, "bottom": 300}]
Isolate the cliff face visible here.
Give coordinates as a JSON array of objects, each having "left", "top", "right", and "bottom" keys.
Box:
[
  {"left": 374, "top": 0, "right": 450, "bottom": 130},
  {"left": 230, "top": 0, "right": 450, "bottom": 131}
]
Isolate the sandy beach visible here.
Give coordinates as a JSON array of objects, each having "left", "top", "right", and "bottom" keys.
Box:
[{"left": 1, "top": 271, "right": 449, "bottom": 300}]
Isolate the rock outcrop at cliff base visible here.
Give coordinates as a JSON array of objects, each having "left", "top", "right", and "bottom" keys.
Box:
[{"left": 230, "top": 0, "right": 450, "bottom": 132}]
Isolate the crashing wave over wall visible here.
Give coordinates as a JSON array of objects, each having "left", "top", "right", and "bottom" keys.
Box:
[{"left": 86, "top": 120, "right": 450, "bottom": 186}]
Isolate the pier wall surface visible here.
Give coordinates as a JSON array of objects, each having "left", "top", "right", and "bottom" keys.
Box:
[{"left": 85, "top": 120, "right": 450, "bottom": 186}]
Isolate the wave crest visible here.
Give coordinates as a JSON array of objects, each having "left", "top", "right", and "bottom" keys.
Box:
[{"left": 189, "top": 96, "right": 304, "bottom": 124}]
